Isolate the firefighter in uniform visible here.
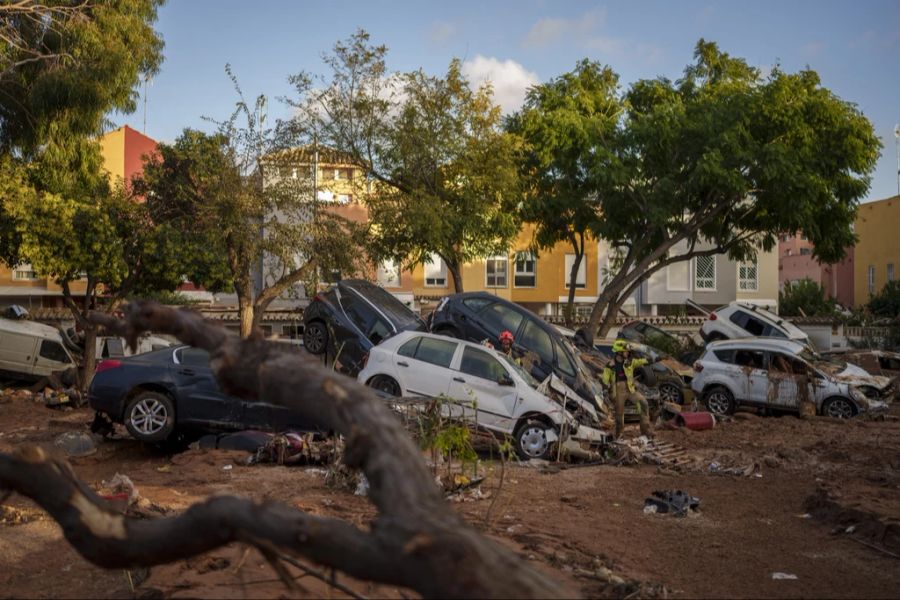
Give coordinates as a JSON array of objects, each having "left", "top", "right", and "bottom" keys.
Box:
[{"left": 601, "top": 339, "right": 653, "bottom": 439}]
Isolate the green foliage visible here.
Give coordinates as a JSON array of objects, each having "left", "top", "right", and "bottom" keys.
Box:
[
  {"left": 867, "top": 281, "right": 900, "bottom": 319},
  {"left": 0, "top": 0, "right": 165, "bottom": 156},
  {"left": 779, "top": 279, "right": 838, "bottom": 317},
  {"left": 288, "top": 30, "right": 524, "bottom": 291}
]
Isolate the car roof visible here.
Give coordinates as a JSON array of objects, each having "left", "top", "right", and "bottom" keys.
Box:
[
  {"left": 705, "top": 337, "right": 809, "bottom": 354},
  {"left": 383, "top": 330, "right": 507, "bottom": 357},
  {"left": 723, "top": 302, "right": 808, "bottom": 338},
  {"left": 0, "top": 317, "right": 65, "bottom": 341}
]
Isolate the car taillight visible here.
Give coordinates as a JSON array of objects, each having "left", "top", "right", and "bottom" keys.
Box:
[
  {"left": 313, "top": 294, "right": 322, "bottom": 302},
  {"left": 708, "top": 313, "right": 717, "bottom": 321},
  {"left": 693, "top": 362, "right": 704, "bottom": 372},
  {"left": 361, "top": 353, "right": 369, "bottom": 368},
  {"left": 95, "top": 359, "right": 122, "bottom": 373}
]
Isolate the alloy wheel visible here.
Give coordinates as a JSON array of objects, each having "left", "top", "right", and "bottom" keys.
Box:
[{"left": 130, "top": 397, "right": 169, "bottom": 436}]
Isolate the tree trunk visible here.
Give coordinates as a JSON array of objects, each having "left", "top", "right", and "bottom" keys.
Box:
[
  {"left": 565, "top": 252, "right": 584, "bottom": 328},
  {"left": 238, "top": 297, "right": 255, "bottom": 339},
  {"left": 81, "top": 324, "right": 97, "bottom": 390},
  {"left": 447, "top": 260, "right": 464, "bottom": 293}
]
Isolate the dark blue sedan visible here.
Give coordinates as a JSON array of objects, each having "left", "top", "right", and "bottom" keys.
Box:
[{"left": 89, "top": 346, "right": 319, "bottom": 442}]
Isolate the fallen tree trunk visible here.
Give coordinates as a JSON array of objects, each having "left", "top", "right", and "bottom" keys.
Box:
[{"left": 0, "top": 301, "right": 561, "bottom": 599}]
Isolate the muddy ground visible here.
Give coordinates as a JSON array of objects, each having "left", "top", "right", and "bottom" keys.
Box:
[{"left": 1, "top": 390, "right": 899, "bottom": 599}]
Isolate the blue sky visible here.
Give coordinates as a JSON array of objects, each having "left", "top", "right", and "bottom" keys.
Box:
[{"left": 119, "top": 0, "right": 900, "bottom": 202}]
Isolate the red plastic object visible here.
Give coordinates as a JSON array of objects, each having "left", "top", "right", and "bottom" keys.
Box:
[
  {"left": 709, "top": 313, "right": 717, "bottom": 320},
  {"left": 674, "top": 411, "right": 716, "bottom": 431},
  {"left": 95, "top": 359, "right": 122, "bottom": 373}
]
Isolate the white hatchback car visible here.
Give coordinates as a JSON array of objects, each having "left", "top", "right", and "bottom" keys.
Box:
[
  {"left": 357, "top": 331, "right": 607, "bottom": 459},
  {"left": 692, "top": 338, "right": 892, "bottom": 418},
  {"left": 699, "top": 302, "right": 810, "bottom": 346}
]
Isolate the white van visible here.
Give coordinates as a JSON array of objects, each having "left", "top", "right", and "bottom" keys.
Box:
[{"left": 0, "top": 318, "right": 77, "bottom": 380}]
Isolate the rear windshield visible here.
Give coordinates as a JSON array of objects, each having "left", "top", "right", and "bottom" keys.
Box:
[{"left": 344, "top": 282, "right": 424, "bottom": 330}]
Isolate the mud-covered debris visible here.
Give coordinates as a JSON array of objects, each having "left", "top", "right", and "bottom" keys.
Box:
[
  {"left": 771, "top": 572, "right": 798, "bottom": 580},
  {"left": 53, "top": 431, "right": 97, "bottom": 457},
  {"left": 644, "top": 490, "right": 700, "bottom": 517}
]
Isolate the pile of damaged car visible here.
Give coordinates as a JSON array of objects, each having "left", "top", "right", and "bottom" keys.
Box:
[{"left": 80, "top": 283, "right": 895, "bottom": 463}]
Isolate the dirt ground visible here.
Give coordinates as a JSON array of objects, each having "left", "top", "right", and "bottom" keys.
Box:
[{"left": 1, "top": 389, "right": 899, "bottom": 599}]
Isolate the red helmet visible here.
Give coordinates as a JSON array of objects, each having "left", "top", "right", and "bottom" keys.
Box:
[{"left": 499, "top": 330, "right": 514, "bottom": 343}]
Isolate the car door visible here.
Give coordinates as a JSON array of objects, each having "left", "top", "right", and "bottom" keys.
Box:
[
  {"left": 0, "top": 331, "right": 39, "bottom": 377},
  {"left": 171, "top": 347, "right": 243, "bottom": 428},
  {"left": 732, "top": 349, "right": 769, "bottom": 404},
  {"left": 765, "top": 352, "right": 815, "bottom": 409},
  {"left": 515, "top": 318, "right": 555, "bottom": 383},
  {"left": 448, "top": 345, "right": 517, "bottom": 433},
  {"left": 32, "top": 338, "right": 74, "bottom": 377},
  {"left": 397, "top": 335, "right": 457, "bottom": 398},
  {"left": 332, "top": 288, "right": 374, "bottom": 373}
]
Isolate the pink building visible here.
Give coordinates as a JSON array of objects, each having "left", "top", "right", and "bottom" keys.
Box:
[{"left": 778, "top": 234, "right": 854, "bottom": 307}]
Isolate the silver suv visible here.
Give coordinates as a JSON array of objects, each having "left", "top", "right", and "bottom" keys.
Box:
[
  {"left": 699, "top": 302, "right": 810, "bottom": 346},
  {"left": 692, "top": 338, "right": 892, "bottom": 418}
]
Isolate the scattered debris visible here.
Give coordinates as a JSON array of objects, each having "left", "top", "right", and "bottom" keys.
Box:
[
  {"left": 771, "top": 572, "right": 798, "bottom": 580},
  {"left": 97, "top": 473, "right": 167, "bottom": 519},
  {"left": 708, "top": 461, "right": 761, "bottom": 477},
  {"left": 611, "top": 436, "right": 697, "bottom": 468},
  {"left": 643, "top": 490, "right": 701, "bottom": 517},
  {"left": 53, "top": 431, "right": 97, "bottom": 457},
  {"left": 673, "top": 411, "right": 716, "bottom": 431},
  {"left": 1, "top": 505, "right": 45, "bottom": 526}
]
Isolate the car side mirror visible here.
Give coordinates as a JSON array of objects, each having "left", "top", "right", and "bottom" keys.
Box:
[{"left": 498, "top": 374, "right": 515, "bottom": 386}]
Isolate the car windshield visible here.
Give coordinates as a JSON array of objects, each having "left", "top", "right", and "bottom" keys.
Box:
[{"left": 498, "top": 353, "right": 538, "bottom": 387}]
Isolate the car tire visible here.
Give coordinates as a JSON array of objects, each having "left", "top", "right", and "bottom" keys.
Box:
[
  {"left": 303, "top": 321, "right": 328, "bottom": 355},
  {"left": 822, "top": 396, "right": 858, "bottom": 419},
  {"left": 659, "top": 381, "right": 684, "bottom": 405},
  {"left": 367, "top": 375, "right": 401, "bottom": 397},
  {"left": 703, "top": 385, "right": 736, "bottom": 416},
  {"left": 636, "top": 365, "right": 657, "bottom": 387},
  {"left": 124, "top": 391, "right": 175, "bottom": 443},
  {"left": 514, "top": 419, "right": 555, "bottom": 461},
  {"left": 434, "top": 325, "right": 463, "bottom": 340}
]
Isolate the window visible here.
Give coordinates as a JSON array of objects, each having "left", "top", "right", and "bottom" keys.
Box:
[
  {"left": 518, "top": 320, "right": 554, "bottom": 369},
  {"left": 868, "top": 265, "right": 876, "bottom": 295},
  {"left": 768, "top": 353, "right": 808, "bottom": 375},
  {"left": 729, "top": 310, "right": 767, "bottom": 336},
  {"left": 480, "top": 303, "right": 525, "bottom": 338},
  {"left": 564, "top": 254, "right": 586, "bottom": 289},
  {"left": 514, "top": 252, "right": 536, "bottom": 287},
  {"left": 666, "top": 259, "right": 690, "bottom": 291},
  {"left": 733, "top": 349, "right": 765, "bottom": 370},
  {"left": 424, "top": 253, "right": 447, "bottom": 287},
  {"left": 398, "top": 337, "right": 421, "bottom": 358},
  {"left": 459, "top": 347, "right": 507, "bottom": 382},
  {"left": 694, "top": 256, "right": 716, "bottom": 290},
  {"left": 102, "top": 338, "right": 125, "bottom": 358},
  {"left": 554, "top": 339, "right": 577, "bottom": 377},
  {"left": 485, "top": 256, "right": 508, "bottom": 287},
  {"left": 180, "top": 348, "right": 210, "bottom": 367},
  {"left": 888, "top": 263, "right": 895, "bottom": 283},
  {"left": 738, "top": 259, "right": 758, "bottom": 291},
  {"left": 463, "top": 297, "right": 493, "bottom": 312},
  {"left": 12, "top": 264, "right": 37, "bottom": 281},
  {"left": 39, "top": 340, "right": 70, "bottom": 364},
  {"left": 341, "top": 291, "right": 391, "bottom": 343},
  {"left": 376, "top": 260, "right": 401, "bottom": 288},
  {"left": 336, "top": 194, "right": 351, "bottom": 204},
  {"left": 799, "top": 247, "right": 811, "bottom": 256},
  {"left": 412, "top": 337, "right": 457, "bottom": 368}
]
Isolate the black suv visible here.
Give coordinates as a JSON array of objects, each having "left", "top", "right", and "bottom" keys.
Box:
[
  {"left": 303, "top": 279, "right": 426, "bottom": 376},
  {"left": 427, "top": 292, "right": 600, "bottom": 404}
]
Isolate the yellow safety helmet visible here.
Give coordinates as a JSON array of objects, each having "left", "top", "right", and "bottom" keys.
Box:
[{"left": 612, "top": 339, "right": 629, "bottom": 353}]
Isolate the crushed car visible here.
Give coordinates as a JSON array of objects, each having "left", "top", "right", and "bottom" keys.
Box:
[
  {"left": 692, "top": 338, "right": 891, "bottom": 418},
  {"left": 357, "top": 331, "right": 608, "bottom": 460}
]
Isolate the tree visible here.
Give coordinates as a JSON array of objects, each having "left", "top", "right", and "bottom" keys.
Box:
[
  {"left": 1, "top": 151, "right": 184, "bottom": 385},
  {"left": 778, "top": 279, "right": 837, "bottom": 317},
  {"left": 287, "top": 31, "right": 523, "bottom": 292},
  {"left": 868, "top": 280, "right": 900, "bottom": 319},
  {"left": 0, "top": 0, "right": 166, "bottom": 386},
  {"left": 0, "top": 0, "right": 165, "bottom": 155},
  {"left": 139, "top": 73, "right": 364, "bottom": 338},
  {"left": 576, "top": 40, "right": 880, "bottom": 342},
  {"left": 509, "top": 60, "right": 622, "bottom": 326}
]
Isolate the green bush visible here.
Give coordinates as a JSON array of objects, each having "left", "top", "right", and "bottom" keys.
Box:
[
  {"left": 779, "top": 279, "right": 837, "bottom": 317},
  {"left": 868, "top": 281, "right": 900, "bottom": 319}
]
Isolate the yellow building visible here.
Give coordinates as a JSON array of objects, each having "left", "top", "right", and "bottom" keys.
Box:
[{"left": 854, "top": 195, "right": 900, "bottom": 303}]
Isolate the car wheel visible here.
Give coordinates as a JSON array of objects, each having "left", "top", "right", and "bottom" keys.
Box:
[
  {"left": 822, "top": 396, "right": 857, "bottom": 419},
  {"left": 367, "top": 375, "right": 400, "bottom": 397},
  {"left": 303, "top": 321, "right": 328, "bottom": 355},
  {"left": 703, "top": 386, "right": 736, "bottom": 416},
  {"left": 435, "top": 325, "right": 463, "bottom": 340},
  {"left": 659, "top": 382, "right": 683, "bottom": 405},
  {"left": 514, "top": 420, "right": 554, "bottom": 461},
  {"left": 124, "top": 391, "right": 175, "bottom": 442}
]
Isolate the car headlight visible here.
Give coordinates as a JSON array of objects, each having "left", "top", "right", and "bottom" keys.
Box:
[{"left": 850, "top": 387, "right": 869, "bottom": 404}]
